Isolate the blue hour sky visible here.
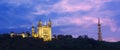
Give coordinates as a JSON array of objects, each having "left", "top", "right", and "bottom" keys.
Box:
[{"left": 0, "top": 0, "right": 120, "bottom": 42}]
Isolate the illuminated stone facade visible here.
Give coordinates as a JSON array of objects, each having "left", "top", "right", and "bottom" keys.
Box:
[
  {"left": 32, "top": 20, "right": 52, "bottom": 41},
  {"left": 10, "top": 32, "right": 29, "bottom": 38}
]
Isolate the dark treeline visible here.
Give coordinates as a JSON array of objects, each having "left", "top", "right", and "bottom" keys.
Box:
[{"left": 0, "top": 34, "right": 120, "bottom": 50}]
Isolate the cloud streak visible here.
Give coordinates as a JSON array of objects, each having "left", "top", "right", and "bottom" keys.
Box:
[{"left": 53, "top": 16, "right": 117, "bottom": 32}]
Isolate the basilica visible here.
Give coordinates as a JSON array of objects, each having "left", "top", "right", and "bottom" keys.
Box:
[
  {"left": 10, "top": 19, "right": 52, "bottom": 41},
  {"left": 32, "top": 20, "right": 52, "bottom": 41}
]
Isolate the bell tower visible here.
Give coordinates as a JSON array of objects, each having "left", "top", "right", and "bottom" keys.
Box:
[
  {"left": 37, "top": 20, "right": 42, "bottom": 38},
  {"left": 46, "top": 19, "right": 52, "bottom": 41},
  {"left": 36, "top": 19, "right": 52, "bottom": 41},
  {"left": 48, "top": 19, "right": 51, "bottom": 27},
  {"left": 41, "top": 19, "right": 52, "bottom": 41},
  {"left": 32, "top": 24, "right": 35, "bottom": 37}
]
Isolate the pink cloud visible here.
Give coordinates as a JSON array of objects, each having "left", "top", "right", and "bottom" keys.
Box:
[
  {"left": 53, "top": 16, "right": 117, "bottom": 32},
  {"left": 101, "top": 18, "right": 117, "bottom": 32},
  {"left": 3, "top": 0, "right": 114, "bottom": 15},
  {"left": 32, "top": 0, "right": 113, "bottom": 15},
  {"left": 32, "top": 5, "right": 53, "bottom": 15},
  {"left": 104, "top": 38, "right": 119, "bottom": 42},
  {"left": 53, "top": 0, "right": 93, "bottom": 12},
  {"left": 52, "top": 0, "right": 112, "bottom": 13}
]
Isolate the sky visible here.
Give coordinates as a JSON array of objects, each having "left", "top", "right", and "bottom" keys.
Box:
[{"left": 0, "top": 0, "right": 120, "bottom": 42}]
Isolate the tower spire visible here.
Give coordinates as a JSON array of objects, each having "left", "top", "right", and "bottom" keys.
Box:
[
  {"left": 98, "top": 18, "right": 102, "bottom": 41},
  {"left": 48, "top": 18, "right": 51, "bottom": 27},
  {"left": 38, "top": 19, "right": 42, "bottom": 27}
]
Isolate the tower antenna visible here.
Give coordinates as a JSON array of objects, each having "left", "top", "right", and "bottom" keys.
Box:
[{"left": 98, "top": 17, "right": 102, "bottom": 41}]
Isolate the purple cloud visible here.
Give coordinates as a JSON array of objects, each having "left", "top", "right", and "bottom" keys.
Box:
[{"left": 53, "top": 16, "right": 117, "bottom": 32}]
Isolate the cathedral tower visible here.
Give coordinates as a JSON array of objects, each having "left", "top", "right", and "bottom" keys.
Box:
[
  {"left": 48, "top": 19, "right": 51, "bottom": 27},
  {"left": 37, "top": 20, "right": 42, "bottom": 38},
  {"left": 46, "top": 19, "right": 52, "bottom": 41},
  {"left": 32, "top": 24, "right": 35, "bottom": 37},
  {"left": 98, "top": 18, "right": 102, "bottom": 41}
]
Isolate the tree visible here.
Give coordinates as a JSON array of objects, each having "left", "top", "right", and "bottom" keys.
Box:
[
  {"left": 64, "top": 35, "right": 73, "bottom": 39},
  {"left": 26, "top": 31, "right": 30, "bottom": 37}
]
